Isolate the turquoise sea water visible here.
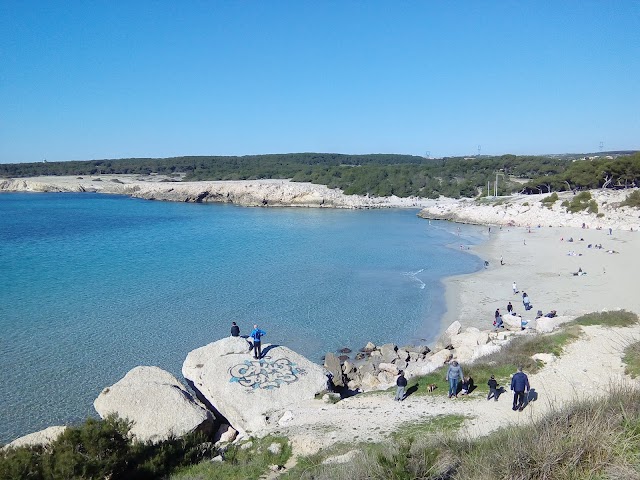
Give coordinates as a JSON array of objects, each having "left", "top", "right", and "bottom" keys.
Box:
[{"left": 0, "top": 192, "right": 483, "bottom": 443}]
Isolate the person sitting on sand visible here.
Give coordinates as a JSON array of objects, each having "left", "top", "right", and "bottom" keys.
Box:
[
  {"left": 544, "top": 310, "right": 557, "bottom": 318},
  {"left": 522, "top": 292, "right": 531, "bottom": 311},
  {"left": 460, "top": 377, "right": 473, "bottom": 395}
]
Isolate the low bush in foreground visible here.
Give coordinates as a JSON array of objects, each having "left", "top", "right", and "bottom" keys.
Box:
[
  {"left": 285, "top": 386, "right": 640, "bottom": 480},
  {"left": 0, "top": 416, "right": 218, "bottom": 480},
  {"left": 624, "top": 340, "right": 640, "bottom": 378},
  {"left": 571, "top": 310, "right": 638, "bottom": 327},
  {"left": 170, "top": 435, "right": 291, "bottom": 480}
]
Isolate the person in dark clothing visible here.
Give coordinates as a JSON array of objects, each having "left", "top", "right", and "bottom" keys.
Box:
[
  {"left": 230, "top": 322, "right": 240, "bottom": 337},
  {"left": 487, "top": 375, "right": 499, "bottom": 401},
  {"left": 250, "top": 324, "right": 266, "bottom": 359},
  {"left": 510, "top": 367, "right": 530, "bottom": 411},
  {"left": 507, "top": 302, "right": 513, "bottom": 314},
  {"left": 394, "top": 371, "right": 408, "bottom": 401}
]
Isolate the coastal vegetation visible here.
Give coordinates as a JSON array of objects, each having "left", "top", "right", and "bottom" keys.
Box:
[
  {"left": 621, "top": 190, "right": 640, "bottom": 208},
  {"left": 280, "top": 386, "right": 640, "bottom": 480},
  {"left": 560, "top": 191, "right": 598, "bottom": 214},
  {"left": 2, "top": 311, "right": 639, "bottom": 479},
  {"left": 1, "top": 151, "right": 638, "bottom": 199}
]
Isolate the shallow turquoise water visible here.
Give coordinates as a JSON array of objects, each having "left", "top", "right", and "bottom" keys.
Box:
[{"left": 0, "top": 192, "right": 482, "bottom": 443}]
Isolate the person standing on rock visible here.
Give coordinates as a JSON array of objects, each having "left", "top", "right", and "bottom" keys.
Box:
[
  {"left": 446, "top": 360, "right": 464, "bottom": 398},
  {"left": 230, "top": 322, "right": 240, "bottom": 337},
  {"left": 250, "top": 324, "right": 266, "bottom": 359},
  {"left": 510, "top": 366, "right": 530, "bottom": 411},
  {"left": 394, "top": 371, "right": 408, "bottom": 401}
]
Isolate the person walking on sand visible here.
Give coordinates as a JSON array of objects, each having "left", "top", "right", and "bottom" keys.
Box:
[
  {"left": 487, "top": 375, "right": 499, "bottom": 401},
  {"left": 511, "top": 366, "right": 530, "bottom": 411},
  {"left": 507, "top": 301, "right": 513, "bottom": 314},
  {"left": 394, "top": 370, "right": 408, "bottom": 401},
  {"left": 250, "top": 324, "right": 266, "bottom": 359},
  {"left": 512, "top": 282, "right": 518, "bottom": 294},
  {"left": 230, "top": 322, "right": 240, "bottom": 337},
  {"left": 446, "top": 360, "right": 464, "bottom": 398}
]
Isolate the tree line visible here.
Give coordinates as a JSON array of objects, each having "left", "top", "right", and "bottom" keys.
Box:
[{"left": 1, "top": 152, "right": 638, "bottom": 198}]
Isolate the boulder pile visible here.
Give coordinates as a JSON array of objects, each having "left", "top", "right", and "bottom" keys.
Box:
[{"left": 327, "top": 316, "right": 573, "bottom": 393}]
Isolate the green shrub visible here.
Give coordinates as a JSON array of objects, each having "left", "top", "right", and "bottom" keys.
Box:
[
  {"left": 571, "top": 310, "right": 638, "bottom": 327},
  {"left": 597, "top": 213, "right": 605, "bottom": 218},
  {"left": 541, "top": 192, "right": 559, "bottom": 205},
  {"left": 562, "top": 191, "right": 598, "bottom": 213},
  {"left": 0, "top": 416, "right": 217, "bottom": 480},
  {"left": 522, "top": 202, "right": 529, "bottom": 206},
  {"left": 623, "top": 341, "right": 640, "bottom": 378},
  {"left": 621, "top": 190, "right": 640, "bottom": 208},
  {"left": 171, "top": 435, "right": 291, "bottom": 480}
]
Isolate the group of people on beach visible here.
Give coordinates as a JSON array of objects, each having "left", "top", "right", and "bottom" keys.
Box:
[
  {"left": 230, "top": 321, "right": 267, "bottom": 359},
  {"left": 394, "top": 360, "right": 532, "bottom": 411}
]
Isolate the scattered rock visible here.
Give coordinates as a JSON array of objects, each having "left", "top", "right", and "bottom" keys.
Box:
[
  {"left": 268, "top": 442, "right": 283, "bottom": 455},
  {"left": 362, "top": 342, "right": 376, "bottom": 352},
  {"left": 213, "top": 424, "right": 237, "bottom": 445},
  {"left": 324, "top": 352, "right": 344, "bottom": 387},
  {"left": 93, "top": 366, "right": 214, "bottom": 444},
  {"left": 322, "top": 450, "right": 359, "bottom": 464},
  {"left": 3, "top": 426, "right": 67, "bottom": 450}
]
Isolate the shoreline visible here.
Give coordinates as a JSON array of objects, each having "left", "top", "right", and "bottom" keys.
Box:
[{"left": 0, "top": 175, "right": 439, "bottom": 210}]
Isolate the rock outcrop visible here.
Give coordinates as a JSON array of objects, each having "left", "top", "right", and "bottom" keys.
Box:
[
  {"left": 93, "top": 366, "right": 214, "bottom": 444},
  {"left": 182, "top": 337, "right": 328, "bottom": 435},
  {"left": 3, "top": 426, "right": 67, "bottom": 450}
]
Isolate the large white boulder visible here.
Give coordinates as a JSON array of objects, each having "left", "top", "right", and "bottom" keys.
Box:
[
  {"left": 93, "top": 366, "right": 214, "bottom": 444},
  {"left": 182, "top": 337, "right": 328, "bottom": 435},
  {"left": 3, "top": 426, "right": 67, "bottom": 450}
]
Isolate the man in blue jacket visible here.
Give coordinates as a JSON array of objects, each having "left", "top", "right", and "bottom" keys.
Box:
[
  {"left": 510, "top": 366, "right": 530, "bottom": 411},
  {"left": 250, "top": 324, "right": 266, "bottom": 359}
]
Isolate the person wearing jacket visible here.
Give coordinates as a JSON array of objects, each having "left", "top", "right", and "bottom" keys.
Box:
[
  {"left": 250, "top": 324, "right": 266, "bottom": 359},
  {"left": 394, "top": 371, "right": 408, "bottom": 401},
  {"left": 510, "top": 366, "right": 530, "bottom": 411},
  {"left": 446, "top": 360, "right": 464, "bottom": 398},
  {"left": 230, "top": 322, "right": 240, "bottom": 337}
]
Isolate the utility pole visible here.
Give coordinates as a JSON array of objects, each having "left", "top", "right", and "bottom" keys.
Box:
[
  {"left": 478, "top": 145, "right": 481, "bottom": 157},
  {"left": 599, "top": 141, "right": 604, "bottom": 153}
]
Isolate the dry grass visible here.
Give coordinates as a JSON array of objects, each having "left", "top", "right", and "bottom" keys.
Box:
[{"left": 283, "top": 385, "right": 640, "bottom": 480}]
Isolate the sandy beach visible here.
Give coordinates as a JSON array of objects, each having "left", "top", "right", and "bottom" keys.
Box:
[{"left": 442, "top": 224, "right": 640, "bottom": 332}]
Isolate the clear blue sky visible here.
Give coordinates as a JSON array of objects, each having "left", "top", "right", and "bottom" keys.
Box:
[{"left": 1, "top": 1, "right": 638, "bottom": 163}]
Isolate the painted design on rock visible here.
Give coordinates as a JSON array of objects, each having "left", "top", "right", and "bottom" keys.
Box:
[{"left": 229, "top": 358, "right": 305, "bottom": 389}]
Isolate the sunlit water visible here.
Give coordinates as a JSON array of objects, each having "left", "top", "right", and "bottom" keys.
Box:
[{"left": 0, "top": 192, "right": 483, "bottom": 443}]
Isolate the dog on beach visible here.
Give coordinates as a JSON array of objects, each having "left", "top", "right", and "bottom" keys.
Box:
[{"left": 427, "top": 383, "right": 437, "bottom": 393}]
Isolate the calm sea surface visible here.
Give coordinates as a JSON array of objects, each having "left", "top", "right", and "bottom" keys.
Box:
[{"left": 0, "top": 192, "right": 483, "bottom": 443}]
